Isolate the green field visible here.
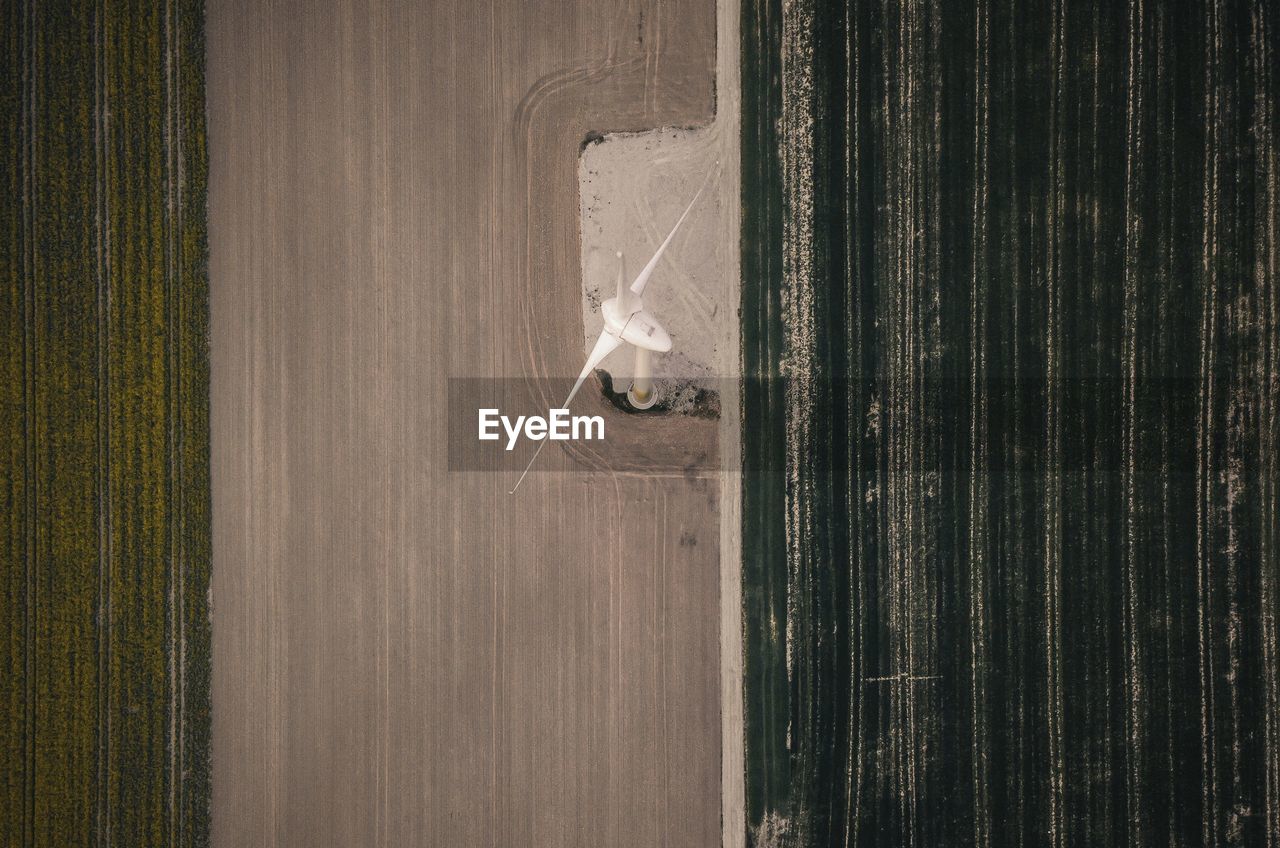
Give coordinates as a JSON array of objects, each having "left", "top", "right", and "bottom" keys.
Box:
[{"left": 1, "top": 1, "right": 210, "bottom": 844}]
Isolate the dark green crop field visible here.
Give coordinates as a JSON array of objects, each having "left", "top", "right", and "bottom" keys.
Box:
[
  {"left": 1, "top": 1, "right": 210, "bottom": 845},
  {"left": 742, "top": 0, "right": 1279, "bottom": 845}
]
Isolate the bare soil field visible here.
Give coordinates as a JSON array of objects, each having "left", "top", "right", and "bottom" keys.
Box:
[{"left": 207, "top": 0, "right": 730, "bottom": 844}]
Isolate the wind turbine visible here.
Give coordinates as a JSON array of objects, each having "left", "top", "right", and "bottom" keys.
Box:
[{"left": 509, "top": 162, "right": 718, "bottom": 494}]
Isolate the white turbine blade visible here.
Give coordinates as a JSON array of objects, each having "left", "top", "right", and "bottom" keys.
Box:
[
  {"left": 629, "top": 161, "right": 720, "bottom": 297},
  {"left": 614, "top": 251, "right": 639, "bottom": 317},
  {"left": 507, "top": 439, "right": 548, "bottom": 496},
  {"left": 565, "top": 329, "right": 623, "bottom": 408},
  {"left": 616, "top": 251, "right": 637, "bottom": 315},
  {"left": 509, "top": 329, "right": 622, "bottom": 494}
]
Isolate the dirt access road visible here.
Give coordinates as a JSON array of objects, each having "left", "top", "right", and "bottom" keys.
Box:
[{"left": 207, "top": 0, "right": 728, "bottom": 845}]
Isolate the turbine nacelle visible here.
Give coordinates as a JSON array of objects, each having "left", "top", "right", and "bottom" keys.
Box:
[
  {"left": 600, "top": 252, "right": 673, "bottom": 354},
  {"left": 612, "top": 308, "right": 672, "bottom": 353}
]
